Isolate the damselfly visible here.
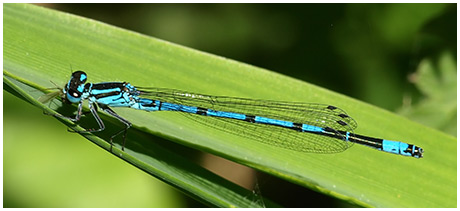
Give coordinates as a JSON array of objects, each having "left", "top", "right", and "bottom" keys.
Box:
[{"left": 43, "top": 71, "right": 423, "bottom": 158}]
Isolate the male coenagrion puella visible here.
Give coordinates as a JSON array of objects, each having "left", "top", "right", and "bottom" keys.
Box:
[{"left": 42, "top": 70, "right": 423, "bottom": 158}]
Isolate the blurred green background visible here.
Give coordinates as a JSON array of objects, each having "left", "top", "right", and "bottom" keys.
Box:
[{"left": 4, "top": 3, "right": 456, "bottom": 207}]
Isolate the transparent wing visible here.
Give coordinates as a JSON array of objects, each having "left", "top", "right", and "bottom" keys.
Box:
[
  {"left": 136, "top": 87, "right": 357, "bottom": 153},
  {"left": 38, "top": 82, "right": 64, "bottom": 104},
  {"left": 38, "top": 90, "right": 63, "bottom": 104}
]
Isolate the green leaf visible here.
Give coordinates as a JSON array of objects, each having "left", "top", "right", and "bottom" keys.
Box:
[
  {"left": 398, "top": 51, "right": 457, "bottom": 135},
  {"left": 4, "top": 3, "right": 456, "bottom": 207}
]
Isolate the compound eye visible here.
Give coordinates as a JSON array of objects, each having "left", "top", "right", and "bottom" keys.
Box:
[{"left": 72, "top": 71, "right": 87, "bottom": 84}]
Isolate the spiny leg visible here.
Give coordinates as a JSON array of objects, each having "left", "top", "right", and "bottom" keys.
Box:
[
  {"left": 85, "top": 103, "right": 106, "bottom": 133},
  {"left": 44, "top": 101, "right": 103, "bottom": 133},
  {"left": 100, "top": 105, "right": 132, "bottom": 151},
  {"left": 65, "top": 102, "right": 106, "bottom": 134}
]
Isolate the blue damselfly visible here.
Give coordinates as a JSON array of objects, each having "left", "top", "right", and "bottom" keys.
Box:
[{"left": 42, "top": 71, "right": 423, "bottom": 158}]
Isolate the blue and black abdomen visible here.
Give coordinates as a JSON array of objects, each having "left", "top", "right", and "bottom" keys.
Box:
[{"left": 132, "top": 89, "right": 423, "bottom": 158}]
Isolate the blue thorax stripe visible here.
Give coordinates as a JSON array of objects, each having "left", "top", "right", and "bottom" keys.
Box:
[{"left": 91, "top": 87, "right": 121, "bottom": 95}]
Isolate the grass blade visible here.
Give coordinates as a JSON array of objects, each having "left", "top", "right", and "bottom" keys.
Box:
[{"left": 4, "top": 3, "right": 456, "bottom": 207}]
